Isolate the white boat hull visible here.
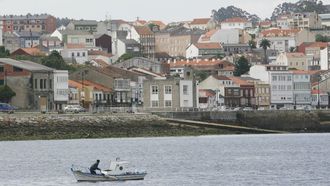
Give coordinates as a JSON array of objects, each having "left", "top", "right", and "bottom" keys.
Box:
[{"left": 72, "top": 170, "right": 147, "bottom": 182}]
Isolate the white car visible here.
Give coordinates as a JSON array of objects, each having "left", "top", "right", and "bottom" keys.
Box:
[{"left": 64, "top": 105, "right": 86, "bottom": 113}]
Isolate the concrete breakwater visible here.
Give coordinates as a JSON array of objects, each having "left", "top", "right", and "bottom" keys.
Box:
[
  {"left": 154, "top": 111, "right": 328, "bottom": 131},
  {"left": 0, "top": 113, "right": 234, "bottom": 141}
]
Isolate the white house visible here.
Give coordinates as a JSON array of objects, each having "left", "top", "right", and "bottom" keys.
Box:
[
  {"left": 221, "top": 17, "right": 252, "bottom": 30},
  {"left": 51, "top": 29, "right": 63, "bottom": 41},
  {"left": 199, "top": 29, "right": 247, "bottom": 44},
  {"left": 185, "top": 43, "right": 222, "bottom": 58},
  {"left": 61, "top": 44, "right": 89, "bottom": 64},
  {"left": 189, "top": 18, "right": 216, "bottom": 30},
  {"left": 53, "top": 70, "right": 69, "bottom": 110},
  {"left": 250, "top": 64, "right": 294, "bottom": 107},
  {"left": 292, "top": 70, "right": 311, "bottom": 106}
]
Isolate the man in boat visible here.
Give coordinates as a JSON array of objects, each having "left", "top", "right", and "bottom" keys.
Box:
[{"left": 90, "top": 159, "right": 101, "bottom": 174}]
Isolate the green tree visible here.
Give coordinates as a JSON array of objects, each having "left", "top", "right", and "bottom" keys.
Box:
[
  {"left": 248, "top": 40, "right": 256, "bottom": 49},
  {"left": 0, "top": 46, "right": 10, "bottom": 58},
  {"left": 42, "top": 51, "right": 75, "bottom": 71},
  {"left": 259, "top": 38, "right": 271, "bottom": 64},
  {"left": 315, "top": 34, "right": 330, "bottom": 42},
  {"left": 194, "top": 70, "right": 209, "bottom": 82},
  {"left": 116, "top": 53, "right": 141, "bottom": 63},
  {"left": 0, "top": 85, "right": 16, "bottom": 103},
  {"left": 234, "top": 56, "right": 251, "bottom": 76}
]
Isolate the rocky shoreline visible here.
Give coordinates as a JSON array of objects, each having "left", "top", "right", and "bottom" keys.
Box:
[{"left": 0, "top": 113, "right": 237, "bottom": 141}]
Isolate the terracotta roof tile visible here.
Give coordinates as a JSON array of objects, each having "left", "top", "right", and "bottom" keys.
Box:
[
  {"left": 169, "top": 59, "right": 232, "bottom": 68},
  {"left": 194, "top": 42, "right": 222, "bottom": 49},
  {"left": 134, "top": 26, "right": 153, "bottom": 35},
  {"left": 222, "top": 17, "right": 248, "bottom": 23},
  {"left": 66, "top": 43, "right": 86, "bottom": 49},
  {"left": 78, "top": 80, "right": 112, "bottom": 92},
  {"left": 88, "top": 50, "right": 113, "bottom": 57},
  {"left": 229, "top": 76, "right": 253, "bottom": 86},
  {"left": 12, "top": 48, "right": 45, "bottom": 56},
  {"left": 212, "top": 75, "right": 231, "bottom": 80},
  {"left": 260, "top": 29, "right": 300, "bottom": 37},
  {"left": 190, "top": 18, "right": 211, "bottom": 25}
]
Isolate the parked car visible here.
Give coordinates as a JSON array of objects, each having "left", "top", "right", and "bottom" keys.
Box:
[
  {"left": 64, "top": 105, "right": 86, "bottom": 113},
  {"left": 242, "top": 107, "right": 253, "bottom": 111},
  {"left": 0, "top": 103, "right": 16, "bottom": 113}
]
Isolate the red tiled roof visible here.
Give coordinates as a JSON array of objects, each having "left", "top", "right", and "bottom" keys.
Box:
[
  {"left": 12, "top": 48, "right": 45, "bottom": 56},
  {"left": 148, "top": 20, "right": 166, "bottom": 29},
  {"left": 291, "top": 70, "right": 312, "bottom": 75},
  {"left": 79, "top": 80, "right": 112, "bottom": 92},
  {"left": 134, "top": 26, "right": 153, "bottom": 35},
  {"left": 88, "top": 50, "right": 113, "bottom": 57},
  {"left": 229, "top": 76, "right": 253, "bottom": 86},
  {"left": 260, "top": 29, "right": 300, "bottom": 37},
  {"left": 69, "top": 80, "right": 83, "bottom": 89},
  {"left": 212, "top": 75, "right": 231, "bottom": 81},
  {"left": 194, "top": 42, "right": 222, "bottom": 49},
  {"left": 190, "top": 18, "right": 211, "bottom": 25},
  {"left": 307, "top": 42, "right": 328, "bottom": 49},
  {"left": 222, "top": 17, "right": 248, "bottom": 23},
  {"left": 66, "top": 43, "right": 86, "bottom": 49},
  {"left": 259, "top": 21, "right": 272, "bottom": 26},
  {"left": 201, "top": 29, "right": 218, "bottom": 41},
  {"left": 199, "top": 89, "right": 216, "bottom": 97},
  {"left": 169, "top": 59, "right": 232, "bottom": 68}
]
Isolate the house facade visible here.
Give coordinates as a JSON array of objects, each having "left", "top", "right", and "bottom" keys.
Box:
[
  {"left": 143, "top": 78, "right": 197, "bottom": 110},
  {"left": 221, "top": 17, "right": 252, "bottom": 30},
  {"left": 0, "top": 14, "right": 56, "bottom": 33}
]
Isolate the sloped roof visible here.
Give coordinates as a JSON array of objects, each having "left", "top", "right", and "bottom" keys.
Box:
[
  {"left": 88, "top": 50, "right": 113, "bottom": 57},
  {"left": 199, "top": 89, "right": 216, "bottom": 97},
  {"left": 134, "top": 26, "right": 153, "bottom": 35},
  {"left": 70, "top": 20, "right": 98, "bottom": 26},
  {"left": 260, "top": 29, "right": 300, "bottom": 37},
  {"left": 286, "top": 52, "right": 305, "bottom": 58},
  {"left": 91, "top": 59, "right": 110, "bottom": 68},
  {"left": 229, "top": 76, "right": 253, "bottom": 86},
  {"left": 190, "top": 18, "right": 211, "bottom": 25},
  {"left": 194, "top": 43, "right": 222, "bottom": 49},
  {"left": 200, "top": 29, "right": 218, "bottom": 41},
  {"left": 212, "top": 75, "right": 231, "bottom": 80},
  {"left": 12, "top": 48, "right": 45, "bottom": 56},
  {"left": 79, "top": 80, "right": 112, "bottom": 92},
  {"left": 222, "top": 17, "right": 249, "bottom": 23},
  {"left": 148, "top": 20, "right": 166, "bottom": 29},
  {"left": 0, "top": 58, "right": 54, "bottom": 71},
  {"left": 69, "top": 80, "right": 83, "bottom": 89}
]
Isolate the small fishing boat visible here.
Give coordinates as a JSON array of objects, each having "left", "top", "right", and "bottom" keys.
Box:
[{"left": 71, "top": 159, "right": 147, "bottom": 182}]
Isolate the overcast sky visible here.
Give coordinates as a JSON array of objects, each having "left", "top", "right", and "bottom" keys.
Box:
[{"left": 1, "top": 0, "right": 330, "bottom": 22}]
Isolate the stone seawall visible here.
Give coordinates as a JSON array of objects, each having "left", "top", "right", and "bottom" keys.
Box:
[
  {"left": 0, "top": 113, "right": 235, "bottom": 141},
  {"left": 153, "top": 111, "right": 325, "bottom": 131}
]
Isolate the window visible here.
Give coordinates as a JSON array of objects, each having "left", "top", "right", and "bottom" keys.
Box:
[
  {"left": 35, "top": 79, "right": 37, "bottom": 89},
  {"left": 165, "top": 85, "right": 172, "bottom": 94},
  {"left": 272, "top": 76, "right": 277, "bottom": 81},
  {"left": 151, "top": 100, "right": 159, "bottom": 107},
  {"left": 0, "top": 66, "right": 4, "bottom": 72},
  {"left": 71, "top": 52, "right": 74, "bottom": 57},
  {"left": 0, "top": 80, "right": 4, "bottom": 86},
  {"left": 49, "top": 79, "right": 52, "bottom": 89},
  {"left": 287, "top": 76, "right": 292, "bottom": 81},
  {"left": 44, "top": 79, "right": 47, "bottom": 89},
  {"left": 151, "top": 85, "right": 158, "bottom": 94},
  {"left": 183, "top": 85, "right": 188, "bottom": 95},
  {"left": 82, "top": 52, "right": 85, "bottom": 57},
  {"left": 13, "top": 67, "right": 23, "bottom": 72},
  {"left": 165, "top": 100, "right": 172, "bottom": 107},
  {"left": 77, "top": 52, "right": 80, "bottom": 57},
  {"left": 40, "top": 79, "right": 43, "bottom": 89}
]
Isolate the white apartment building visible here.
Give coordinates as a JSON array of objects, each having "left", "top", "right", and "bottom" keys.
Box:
[
  {"left": 221, "top": 17, "right": 252, "bottom": 30},
  {"left": 292, "top": 71, "right": 311, "bottom": 105}
]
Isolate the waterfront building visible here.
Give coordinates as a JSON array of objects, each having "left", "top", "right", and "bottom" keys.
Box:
[
  {"left": 0, "top": 58, "right": 68, "bottom": 111},
  {"left": 292, "top": 70, "right": 312, "bottom": 106}
]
